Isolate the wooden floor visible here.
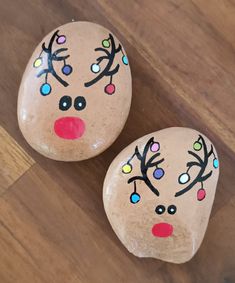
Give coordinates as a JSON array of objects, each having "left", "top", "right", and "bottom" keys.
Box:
[{"left": 0, "top": 1, "right": 235, "bottom": 282}]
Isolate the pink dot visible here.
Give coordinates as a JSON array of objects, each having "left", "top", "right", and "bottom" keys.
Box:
[
  {"left": 57, "top": 35, "right": 66, "bottom": 44},
  {"left": 150, "top": 142, "right": 160, "bottom": 152},
  {"left": 197, "top": 189, "right": 206, "bottom": 201},
  {"left": 105, "top": 83, "right": 115, "bottom": 95}
]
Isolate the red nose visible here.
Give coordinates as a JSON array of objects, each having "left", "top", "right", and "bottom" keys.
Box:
[
  {"left": 152, "top": 222, "right": 173, "bottom": 238},
  {"left": 54, "top": 117, "right": 85, "bottom": 140}
]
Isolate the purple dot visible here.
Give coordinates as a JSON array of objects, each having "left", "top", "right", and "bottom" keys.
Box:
[
  {"left": 153, "top": 168, "right": 164, "bottom": 179},
  {"left": 62, "top": 65, "right": 72, "bottom": 75},
  {"left": 150, "top": 142, "right": 160, "bottom": 152},
  {"left": 57, "top": 35, "right": 66, "bottom": 44}
]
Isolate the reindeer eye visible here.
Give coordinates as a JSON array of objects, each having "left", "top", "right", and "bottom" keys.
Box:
[
  {"left": 155, "top": 205, "right": 165, "bottom": 215},
  {"left": 59, "top": 96, "right": 72, "bottom": 111},
  {"left": 168, "top": 205, "right": 177, "bottom": 215},
  {"left": 74, "top": 96, "right": 86, "bottom": 111}
]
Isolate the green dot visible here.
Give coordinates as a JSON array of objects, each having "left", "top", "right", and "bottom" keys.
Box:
[
  {"left": 102, "top": 39, "right": 110, "bottom": 48},
  {"left": 193, "top": 141, "right": 202, "bottom": 151}
]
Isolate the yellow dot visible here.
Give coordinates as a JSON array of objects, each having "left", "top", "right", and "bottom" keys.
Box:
[
  {"left": 33, "top": 58, "right": 42, "bottom": 68},
  {"left": 122, "top": 164, "right": 132, "bottom": 174}
]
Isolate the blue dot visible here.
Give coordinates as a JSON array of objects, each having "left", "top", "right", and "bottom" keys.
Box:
[
  {"left": 178, "top": 173, "right": 190, "bottom": 184},
  {"left": 130, "top": 193, "right": 140, "bottom": 204},
  {"left": 40, "top": 83, "right": 51, "bottom": 96},
  {"left": 153, "top": 168, "right": 164, "bottom": 180},
  {"left": 122, "top": 55, "right": 128, "bottom": 65},
  {"left": 213, "top": 158, "right": 219, "bottom": 168},
  {"left": 62, "top": 65, "right": 73, "bottom": 75},
  {"left": 91, "top": 63, "right": 100, "bottom": 73}
]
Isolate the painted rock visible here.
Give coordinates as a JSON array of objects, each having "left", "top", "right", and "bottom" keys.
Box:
[
  {"left": 103, "top": 127, "right": 219, "bottom": 263},
  {"left": 18, "top": 22, "right": 131, "bottom": 161}
]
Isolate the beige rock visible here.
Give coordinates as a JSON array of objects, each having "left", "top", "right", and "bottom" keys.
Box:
[
  {"left": 18, "top": 22, "right": 132, "bottom": 161},
  {"left": 103, "top": 127, "right": 219, "bottom": 263}
]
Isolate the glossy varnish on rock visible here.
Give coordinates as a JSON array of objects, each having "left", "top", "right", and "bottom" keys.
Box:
[{"left": 18, "top": 21, "right": 132, "bottom": 161}]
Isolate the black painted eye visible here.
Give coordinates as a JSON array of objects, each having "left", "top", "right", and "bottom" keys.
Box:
[
  {"left": 155, "top": 205, "right": 165, "bottom": 215},
  {"left": 59, "top": 96, "right": 72, "bottom": 111},
  {"left": 168, "top": 205, "right": 177, "bottom": 215},
  {"left": 74, "top": 96, "right": 86, "bottom": 111}
]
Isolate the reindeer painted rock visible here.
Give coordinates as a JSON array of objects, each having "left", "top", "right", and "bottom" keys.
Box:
[
  {"left": 103, "top": 127, "right": 219, "bottom": 263},
  {"left": 18, "top": 22, "right": 131, "bottom": 161}
]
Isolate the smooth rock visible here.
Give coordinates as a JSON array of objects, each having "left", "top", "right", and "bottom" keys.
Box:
[
  {"left": 103, "top": 127, "right": 219, "bottom": 263},
  {"left": 18, "top": 21, "right": 132, "bottom": 161}
]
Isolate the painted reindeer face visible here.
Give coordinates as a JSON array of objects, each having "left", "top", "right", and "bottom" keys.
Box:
[
  {"left": 103, "top": 127, "right": 219, "bottom": 263},
  {"left": 18, "top": 22, "right": 131, "bottom": 161}
]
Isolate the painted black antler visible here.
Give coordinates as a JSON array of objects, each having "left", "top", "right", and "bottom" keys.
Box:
[
  {"left": 123, "top": 137, "right": 165, "bottom": 197},
  {"left": 33, "top": 30, "right": 72, "bottom": 95},
  {"left": 37, "top": 30, "right": 69, "bottom": 86},
  {"left": 84, "top": 33, "right": 121, "bottom": 87},
  {"left": 84, "top": 33, "right": 128, "bottom": 95},
  {"left": 175, "top": 135, "right": 218, "bottom": 197}
]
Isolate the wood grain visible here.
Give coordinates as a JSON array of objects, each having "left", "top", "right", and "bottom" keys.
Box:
[
  {"left": 0, "top": 0, "right": 234, "bottom": 282},
  {"left": 0, "top": 126, "right": 34, "bottom": 195}
]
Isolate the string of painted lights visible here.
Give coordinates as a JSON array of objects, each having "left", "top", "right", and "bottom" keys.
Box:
[
  {"left": 84, "top": 33, "right": 128, "bottom": 95},
  {"left": 33, "top": 30, "right": 72, "bottom": 96},
  {"left": 122, "top": 137, "right": 165, "bottom": 204},
  {"left": 175, "top": 135, "right": 219, "bottom": 201}
]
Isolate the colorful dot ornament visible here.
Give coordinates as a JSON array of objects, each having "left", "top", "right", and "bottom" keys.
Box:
[
  {"left": 197, "top": 188, "right": 206, "bottom": 201},
  {"left": 213, "top": 158, "right": 219, "bottom": 168},
  {"left": 153, "top": 168, "right": 164, "bottom": 180},
  {"left": 33, "top": 57, "right": 43, "bottom": 68},
  {"left": 56, "top": 35, "right": 66, "bottom": 44},
  {"left": 105, "top": 83, "right": 115, "bottom": 95},
  {"left": 102, "top": 39, "right": 110, "bottom": 48},
  {"left": 122, "top": 163, "right": 132, "bottom": 174},
  {"left": 193, "top": 141, "right": 202, "bottom": 151},
  {"left": 151, "top": 142, "right": 163, "bottom": 181},
  {"left": 130, "top": 192, "right": 140, "bottom": 204},
  {"left": 122, "top": 55, "right": 128, "bottom": 65},
  {"left": 178, "top": 173, "right": 190, "bottom": 184},
  {"left": 91, "top": 63, "right": 100, "bottom": 73},
  {"left": 62, "top": 64, "right": 73, "bottom": 75},
  {"left": 40, "top": 83, "right": 51, "bottom": 96},
  {"left": 150, "top": 142, "right": 160, "bottom": 152}
]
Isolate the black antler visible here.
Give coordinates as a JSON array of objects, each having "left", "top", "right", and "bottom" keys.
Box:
[
  {"left": 175, "top": 135, "right": 218, "bottom": 197},
  {"left": 33, "top": 30, "right": 72, "bottom": 95},
  {"left": 84, "top": 33, "right": 128, "bottom": 94},
  {"left": 123, "top": 137, "right": 165, "bottom": 197}
]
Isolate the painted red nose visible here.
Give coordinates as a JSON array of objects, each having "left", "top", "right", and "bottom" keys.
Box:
[
  {"left": 152, "top": 222, "right": 173, "bottom": 238},
  {"left": 54, "top": 116, "right": 85, "bottom": 140}
]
